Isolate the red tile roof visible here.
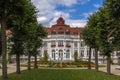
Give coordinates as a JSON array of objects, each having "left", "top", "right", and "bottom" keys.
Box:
[{"left": 45, "top": 17, "right": 84, "bottom": 35}]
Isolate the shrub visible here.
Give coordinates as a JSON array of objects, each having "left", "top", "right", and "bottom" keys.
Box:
[
  {"left": 43, "top": 52, "right": 48, "bottom": 62},
  {"left": 74, "top": 52, "right": 78, "bottom": 62}
]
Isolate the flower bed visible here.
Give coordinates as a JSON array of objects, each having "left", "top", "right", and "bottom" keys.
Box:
[{"left": 20, "top": 61, "right": 106, "bottom": 68}]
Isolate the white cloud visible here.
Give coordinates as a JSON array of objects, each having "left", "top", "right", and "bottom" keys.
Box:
[
  {"left": 49, "top": 18, "right": 87, "bottom": 28},
  {"left": 67, "top": 9, "right": 76, "bottom": 13},
  {"left": 46, "top": 11, "right": 70, "bottom": 27},
  {"left": 78, "top": 0, "right": 90, "bottom": 4},
  {"left": 31, "top": 0, "right": 90, "bottom": 27},
  {"left": 53, "top": 0, "right": 77, "bottom": 7},
  {"left": 67, "top": 19, "right": 87, "bottom": 27},
  {"left": 82, "top": 12, "right": 94, "bottom": 19},
  {"left": 37, "top": 17, "right": 48, "bottom": 23},
  {"left": 93, "top": 4, "right": 101, "bottom": 8}
]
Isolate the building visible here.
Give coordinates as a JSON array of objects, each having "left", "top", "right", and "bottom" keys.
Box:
[
  {"left": 39, "top": 17, "right": 120, "bottom": 63},
  {"left": 4, "top": 17, "right": 119, "bottom": 64},
  {"left": 39, "top": 17, "right": 90, "bottom": 61}
]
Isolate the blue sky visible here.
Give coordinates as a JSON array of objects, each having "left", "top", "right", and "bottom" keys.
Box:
[{"left": 31, "top": 0, "right": 104, "bottom": 27}]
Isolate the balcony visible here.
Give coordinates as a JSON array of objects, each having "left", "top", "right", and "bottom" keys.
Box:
[
  {"left": 58, "top": 45, "right": 64, "bottom": 47},
  {"left": 66, "top": 44, "right": 71, "bottom": 48},
  {"left": 50, "top": 35, "right": 71, "bottom": 38},
  {"left": 48, "top": 35, "right": 80, "bottom": 39},
  {"left": 51, "top": 45, "right": 56, "bottom": 47}
]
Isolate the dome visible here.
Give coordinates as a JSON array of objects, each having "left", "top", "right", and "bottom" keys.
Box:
[{"left": 56, "top": 16, "right": 65, "bottom": 25}]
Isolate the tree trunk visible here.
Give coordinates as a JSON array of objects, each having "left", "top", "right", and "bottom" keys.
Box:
[
  {"left": 1, "top": 18, "right": 8, "bottom": 79},
  {"left": 103, "top": 56, "right": 105, "bottom": 64},
  {"left": 95, "top": 48, "right": 98, "bottom": 71},
  {"left": 34, "top": 55, "right": 38, "bottom": 69},
  {"left": 107, "top": 54, "right": 111, "bottom": 75},
  {"left": 88, "top": 47, "right": 91, "bottom": 69},
  {"left": 16, "top": 53, "right": 21, "bottom": 74},
  {"left": 28, "top": 52, "right": 31, "bottom": 70}
]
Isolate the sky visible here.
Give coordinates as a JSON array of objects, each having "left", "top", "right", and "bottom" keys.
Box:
[{"left": 31, "top": 0, "right": 104, "bottom": 27}]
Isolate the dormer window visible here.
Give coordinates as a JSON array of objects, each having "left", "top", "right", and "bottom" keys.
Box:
[
  {"left": 65, "top": 30, "right": 70, "bottom": 34},
  {"left": 59, "top": 28, "right": 63, "bottom": 30},
  {"left": 51, "top": 30, "right": 56, "bottom": 34}
]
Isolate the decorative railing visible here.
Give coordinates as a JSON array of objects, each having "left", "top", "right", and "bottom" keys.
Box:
[
  {"left": 48, "top": 34, "right": 80, "bottom": 38},
  {"left": 66, "top": 44, "right": 71, "bottom": 47},
  {"left": 51, "top": 45, "right": 56, "bottom": 47},
  {"left": 51, "top": 35, "right": 71, "bottom": 38},
  {"left": 58, "top": 45, "right": 64, "bottom": 47}
]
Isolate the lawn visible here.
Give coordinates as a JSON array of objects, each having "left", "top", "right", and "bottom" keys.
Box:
[{"left": 0, "top": 69, "right": 120, "bottom": 80}]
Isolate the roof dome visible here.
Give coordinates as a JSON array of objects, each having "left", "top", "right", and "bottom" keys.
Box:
[{"left": 57, "top": 16, "right": 65, "bottom": 25}]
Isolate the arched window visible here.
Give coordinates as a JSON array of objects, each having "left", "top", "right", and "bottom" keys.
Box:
[
  {"left": 65, "top": 30, "right": 70, "bottom": 35},
  {"left": 81, "top": 50, "right": 84, "bottom": 57},
  {"left": 59, "top": 50, "right": 63, "bottom": 58},
  {"left": 66, "top": 50, "right": 70, "bottom": 58},
  {"left": 51, "top": 30, "right": 56, "bottom": 35},
  {"left": 52, "top": 50, "right": 55, "bottom": 59}
]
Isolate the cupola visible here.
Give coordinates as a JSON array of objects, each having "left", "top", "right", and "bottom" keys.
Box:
[{"left": 57, "top": 16, "right": 65, "bottom": 25}]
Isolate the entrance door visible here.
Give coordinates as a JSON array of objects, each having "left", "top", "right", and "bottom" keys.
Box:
[{"left": 58, "top": 50, "right": 63, "bottom": 60}]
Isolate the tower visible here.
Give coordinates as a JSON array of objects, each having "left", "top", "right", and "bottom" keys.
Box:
[{"left": 57, "top": 16, "right": 65, "bottom": 25}]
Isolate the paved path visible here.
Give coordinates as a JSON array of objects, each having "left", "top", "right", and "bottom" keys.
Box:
[
  {"left": 0, "top": 64, "right": 120, "bottom": 76},
  {"left": 99, "top": 64, "right": 120, "bottom": 76},
  {"left": 0, "top": 63, "right": 27, "bottom": 76}
]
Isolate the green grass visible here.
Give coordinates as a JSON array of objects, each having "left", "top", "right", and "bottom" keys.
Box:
[{"left": 0, "top": 69, "right": 120, "bottom": 80}]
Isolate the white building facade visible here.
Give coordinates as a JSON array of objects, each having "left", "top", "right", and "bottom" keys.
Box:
[
  {"left": 39, "top": 17, "right": 91, "bottom": 61},
  {"left": 39, "top": 17, "right": 119, "bottom": 63}
]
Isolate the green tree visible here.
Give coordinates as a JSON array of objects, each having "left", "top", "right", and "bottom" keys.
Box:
[
  {"left": 104, "top": 0, "right": 120, "bottom": 20},
  {"left": 99, "top": 0, "right": 120, "bottom": 74},
  {"left": 0, "top": 0, "right": 26, "bottom": 79},
  {"left": 0, "top": 29, "right": 1, "bottom": 56},
  {"left": 7, "top": 0, "right": 37, "bottom": 74},
  {"left": 33, "top": 24, "right": 47, "bottom": 68},
  {"left": 82, "top": 0, "right": 120, "bottom": 75},
  {"left": 82, "top": 27, "right": 92, "bottom": 69},
  {"left": 82, "top": 13, "right": 99, "bottom": 71},
  {"left": 104, "top": 0, "right": 120, "bottom": 55},
  {"left": 74, "top": 52, "right": 78, "bottom": 62},
  {"left": 94, "top": 8, "right": 114, "bottom": 75},
  {"left": 6, "top": 33, "right": 13, "bottom": 63},
  {"left": 24, "top": 23, "right": 38, "bottom": 70},
  {"left": 43, "top": 51, "right": 48, "bottom": 62},
  {"left": 31, "top": 38, "right": 42, "bottom": 69},
  {"left": 24, "top": 22, "right": 47, "bottom": 69}
]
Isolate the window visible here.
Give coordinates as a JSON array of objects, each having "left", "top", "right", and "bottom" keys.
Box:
[
  {"left": 44, "top": 50, "right": 47, "bottom": 53},
  {"left": 81, "top": 41, "right": 85, "bottom": 47},
  {"left": 58, "top": 41, "right": 63, "bottom": 47},
  {"left": 66, "top": 50, "right": 70, "bottom": 58},
  {"left": 59, "top": 50, "right": 63, "bottom": 58},
  {"left": 81, "top": 50, "right": 84, "bottom": 57},
  {"left": 43, "top": 41, "right": 47, "bottom": 47},
  {"left": 74, "top": 41, "right": 77, "bottom": 47},
  {"left": 59, "top": 28, "right": 63, "bottom": 30},
  {"left": 51, "top": 30, "right": 56, "bottom": 35},
  {"left": 51, "top": 41, "right": 56, "bottom": 45},
  {"left": 52, "top": 50, "right": 55, "bottom": 59},
  {"left": 65, "top": 30, "right": 70, "bottom": 34},
  {"left": 51, "top": 41, "right": 56, "bottom": 47},
  {"left": 66, "top": 41, "right": 71, "bottom": 47}
]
